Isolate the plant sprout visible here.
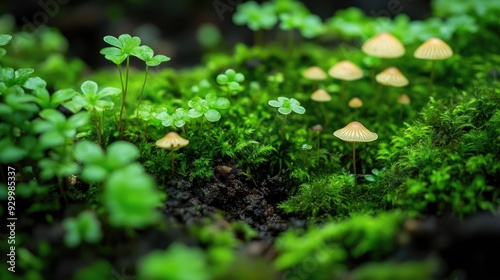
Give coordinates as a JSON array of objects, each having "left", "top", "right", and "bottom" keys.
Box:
[
  {"left": 100, "top": 34, "right": 141, "bottom": 138},
  {"left": 268, "top": 97, "right": 305, "bottom": 138},
  {"left": 216, "top": 69, "right": 245, "bottom": 94},
  {"left": 65, "top": 80, "right": 121, "bottom": 146},
  {"left": 131, "top": 45, "right": 170, "bottom": 111}
]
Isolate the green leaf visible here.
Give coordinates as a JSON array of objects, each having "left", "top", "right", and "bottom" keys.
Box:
[
  {"left": 52, "top": 89, "right": 77, "bottom": 105},
  {"left": 0, "top": 34, "right": 12, "bottom": 46},
  {"left": 81, "top": 80, "right": 98, "bottom": 95},
  {"left": 103, "top": 35, "right": 121, "bottom": 48},
  {"left": 107, "top": 141, "right": 139, "bottom": 166},
  {"left": 132, "top": 45, "right": 154, "bottom": 61},
  {"left": 268, "top": 100, "right": 282, "bottom": 107},
  {"left": 40, "top": 131, "right": 65, "bottom": 148},
  {"left": 15, "top": 68, "right": 35, "bottom": 81},
  {"left": 40, "top": 109, "right": 66, "bottom": 123},
  {"left": 97, "top": 87, "right": 121, "bottom": 98},
  {"left": 278, "top": 107, "right": 292, "bottom": 115},
  {"left": 188, "top": 109, "right": 203, "bottom": 118},
  {"left": 291, "top": 105, "right": 305, "bottom": 114},
  {"left": 81, "top": 165, "right": 108, "bottom": 182},
  {"left": 100, "top": 47, "right": 127, "bottom": 65},
  {"left": 365, "top": 174, "right": 376, "bottom": 182},
  {"left": 204, "top": 109, "right": 221, "bottom": 122},
  {"left": 0, "top": 139, "right": 27, "bottom": 163},
  {"left": 67, "top": 112, "right": 89, "bottom": 128},
  {"left": 74, "top": 140, "right": 104, "bottom": 163},
  {"left": 23, "top": 77, "right": 46, "bottom": 90}
]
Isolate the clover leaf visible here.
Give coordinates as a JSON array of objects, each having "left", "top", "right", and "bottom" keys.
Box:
[
  {"left": 188, "top": 94, "right": 230, "bottom": 122},
  {"left": 216, "top": 68, "right": 245, "bottom": 92},
  {"left": 100, "top": 34, "right": 141, "bottom": 65},
  {"left": 0, "top": 34, "right": 12, "bottom": 57},
  {"left": 156, "top": 108, "right": 190, "bottom": 128},
  {"left": 65, "top": 80, "right": 121, "bottom": 113},
  {"left": 268, "top": 96, "right": 305, "bottom": 115},
  {"left": 74, "top": 140, "right": 140, "bottom": 183},
  {"left": 233, "top": 1, "right": 278, "bottom": 31},
  {"left": 132, "top": 45, "right": 171, "bottom": 66}
]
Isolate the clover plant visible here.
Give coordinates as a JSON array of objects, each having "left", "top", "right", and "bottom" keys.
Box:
[
  {"left": 216, "top": 68, "right": 245, "bottom": 94},
  {"left": 100, "top": 34, "right": 170, "bottom": 138},
  {"left": 104, "top": 163, "right": 163, "bottom": 228},
  {"left": 73, "top": 140, "right": 139, "bottom": 183},
  {"left": 130, "top": 45, "right": 170, "bottom": 111},
  {"left": 65, "top": 80, "right": 121, "bottom": 146},
  {"left": 268, "top": 96, "right": 305, "bottom": 138},
  {"left": 63, "top": 211, "right": 102, "bottom": 248},
  {"left": 0, "top": 33, "right": 12, "bottom": 58},
  {"left": 155, "top": 107, "right": 191, "bottom": 134},
  {"left": 188, "top": 93, "right": 230, "bottom": 131},
  {"left": 233, "top": 1, "right": 278, "bottom": 45}
]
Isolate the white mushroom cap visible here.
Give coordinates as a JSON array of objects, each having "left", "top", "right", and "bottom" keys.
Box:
[
  {"left": 303, "top": 66, "right": 327, "bottom": 80},
  {"left": 311, "top": 89, "right": 331, "bottom": 102},
  {"left": 328, "top": 60, "right": 363, "bottom": 81},
  {"left": 414, "top": 38, "right": 453, "bottom": 60},
  {"left": 361, "top": 32, "right": 405, "bottom": 58},
  {"left": 333, "top": 121, "right": 378, "bottom": 142},
  {"left": 376, "top": 67, "right": 409, "bottom": 87},
  {"left": 156, "top": 132, "right": 189, "bottom": 149}
]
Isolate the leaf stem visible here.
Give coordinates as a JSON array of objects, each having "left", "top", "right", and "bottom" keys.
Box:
[
  {"left": 119, "top": 56, "right": 130, "bottom": 139},
  {"left": 136, "top": 65, "right": 149, "bottom": 117}
]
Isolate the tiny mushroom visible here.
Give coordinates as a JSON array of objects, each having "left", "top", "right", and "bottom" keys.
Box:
[
  {"left": 397, "top": 94, "right": 411, "bottom": 105},
  {"left": 303, "top": 66, "right": 327, "bottom": 81},
  {"left": 311, "top": 89, "right": 331, "bottom": 125},
  {"left": 348, "top": 97, "right": 363, "bottom": 109},
  {"left": 333, "top": 121, "right": 378, "bottom": 178},
  {"left": 156, "top": 132, "right": 189, "bottom": 175},
  {"left": 413, "top": 37, "right": 453, "bottom": 95},
  {"left": 361, "top": 32, "right": 405, "bottom": 59},
  {"left": 376, "top": 67, "right": 409, "bottom": 108},
  {"left": 328, "top": 60, "right": 363, "bottom": 101}
]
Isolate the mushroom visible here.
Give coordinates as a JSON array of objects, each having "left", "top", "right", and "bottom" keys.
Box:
[
  {"left": 333, "top": 121, "right": 378, "bottom": 178},
  {"left": 376, "top": 67, "right": 409, "bottom": 110},
  {"left": 413, "top": 37, "right": 453, "bottom": 96},
  {"left": 348, "top": 97, "right": 363, "bottom": 119},
  {"left": 309, "top": 124, "right": 324, "bottom": 149},
  {"left": 397, "top": 94, "right": 411, "bottom": 119},
  {"left": 328, "top": 60, "right": 363, "bottom": 102},
  {"left": 310, "top": 89, "right": 331, "bottom": 125},
  {"left": 156, "top": 132, "right": 189, "bottom": 175},
  {"left": 303, "top": 66, "right": 327, "bottom": 81},
  {"left": 348, "top": 97, "right": 363, "bottom": 109},
  {"left": 361, "top": 32, "right": 405, "bottom": 92},
  {"left": 361, "top": 32, "right": 405, "bottom": 59}
]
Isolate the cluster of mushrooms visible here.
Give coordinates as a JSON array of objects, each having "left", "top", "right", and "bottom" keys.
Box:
[
  {"left": 155, "top": 33, "right": 454, "bottom": 179},
  {"left": 304, "top": 32, "right": 453, "bottom": 178}
]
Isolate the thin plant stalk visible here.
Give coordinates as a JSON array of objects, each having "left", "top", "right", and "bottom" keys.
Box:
[
  {"left": 429, "top": 60, "right": 436, "bottom": 96},
  {"left": 280, "top": 114, "right": 288, "bottom": 139},
  {"left": 352, "top": 142, "right": 357, "bottom": 177},
  {"left": 118, "top": 56, "right": 131, "bottom": 139},
  {"left": 340, "top": 80, "right": 346, "bottom": 103},
  {"left": 92, "top": 110, "right": 102, "bottom": 147},
  {"left": 320, "top": 102, "right": 328, "bottom": 126},
  {"left": 136, "top": 65, "right": 149, "bottom": 117},
  {"left": 170, "top": 150, "right": 175, "bottom": 176}
]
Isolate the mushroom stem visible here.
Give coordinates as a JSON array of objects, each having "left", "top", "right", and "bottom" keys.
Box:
[
  {"left": 170, "top": 150, "right": 175, "bottom": 176},
  {"left": 429, "top": 60, "right": 436, "bottom": 96},
  {"left": 352, "top": 142, "right": 357, "bottom": 178},
  {"left": 340, "top": 80, "right": 346, "bottom": 103},
  {"left": 320, "top": 102, "right": 328, "bottom": 126}
]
